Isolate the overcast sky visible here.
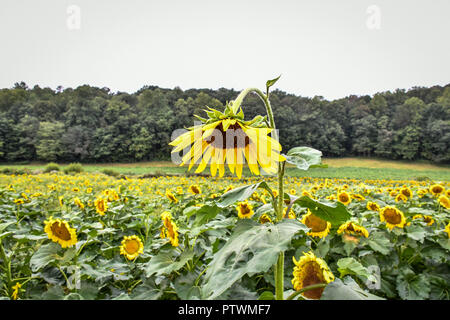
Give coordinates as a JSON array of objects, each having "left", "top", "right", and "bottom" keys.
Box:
[{"left": 0, "top": 0, "right": 449, "bottom": 100}]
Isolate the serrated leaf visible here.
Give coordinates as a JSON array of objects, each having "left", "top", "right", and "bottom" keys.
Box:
[
  {"left": 290, "top": 196, "right": 351, "bottom": 225},
  {"left": 405, "top": 225, "right": 426, "bottom": 243},
  {"left": 144, "top": 249, "right": 195, "bottom": 277},
  {"left": 396, "top": 269, "right": 430, "bottom": 300},
  {"left": 367, "top": 232, "right": 391, "bottom": 255},
  {"left": 201, "top": 219, "right": 308, "bottom": 299},
  {"left": 30, "top": 243, "right": 61, "bottom": 272},
  {"left": 337, "top": 257, "right": 371, "bottom": 280}
]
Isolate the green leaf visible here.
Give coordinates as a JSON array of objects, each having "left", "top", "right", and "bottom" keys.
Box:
[
  {"left": 30, "top": 243, "right": 61, "bottom": 272},
  {"left": 266, "top": 75, "right": 281, "bottom": 93},
  {"left": 201, "top": 219, "right": 308, "bottom": 299},
  {"left": 405, "top": 225, "right": 426, "bottom": 243},
  {"left": 291, "top": 196, "right": 351, "bottom": 225},
  {"left": 284, "top": 147, "right": 322, "bottom": 171},
  {"left": 321, "top": 277, "right": 384, "bottom": 300},
  {"left": 216, "top": 182, "right": 272, "bottom": 208},
  {"left": 144, "top": 249, "right": 195, "bottom": 277},
  {"left": 396, "top": 269, "right": 430, "bottom": 300},
  {"left": 184, "top": 204, "right": 221, "bottom": 226},
  {"left": 367, "top": 232, "right": 391, "bottom": 255},
  {"left": 173, "top": 272, "right": 201, "bottom": 300},
  {"left": 337, "top": 257, "right": 372, "bottom": 280}
]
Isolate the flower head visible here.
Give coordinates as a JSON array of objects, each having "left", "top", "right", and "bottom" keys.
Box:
[
  {"left": 236, "top": 200, "right": 254, "bottom": 219},
  {"left": 160, "top": 211, "right": 179, "bottom": 247},
  {"left": 120, "top": 235, "right": 144, "bottom": 260},
  {"left": 44, "top": 217, "right": 78, "bottom": 248},
  {"left": 169, "top": 103, "right": 285, "bottom": 179},
  {"left": 94, "top": 197, "right": 108, "bottom": 216},
  {"left": 337, "top": 221, "right": 369, "bottom": 238},
  {"left": 292, "top": 251, "right": 334, "bottom": 300},
  {"left": 301, "top": 210, "right": 331, "bottom": 238},
  {"left": 337, "top": 191, "right": 351, "bottom": 205},
  {"left": 380, "top": 206, "right": 406, "bottom": 230}
]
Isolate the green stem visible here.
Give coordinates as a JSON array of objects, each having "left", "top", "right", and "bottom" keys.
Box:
[
  {"left": 285, "top": 283, "right": 328, "bottom": 300},
  {"left": 0, "top": 240, "right": 12, "bottom": 296}
]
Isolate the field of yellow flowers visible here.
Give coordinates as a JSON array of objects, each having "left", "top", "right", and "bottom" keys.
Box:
[{"left": 0, "top": 171, "right": 449, "bottom": 300}]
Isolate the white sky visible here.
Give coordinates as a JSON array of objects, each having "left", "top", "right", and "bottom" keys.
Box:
[{"left": 0, "top": 0, "right": 449, "bottom": 100}]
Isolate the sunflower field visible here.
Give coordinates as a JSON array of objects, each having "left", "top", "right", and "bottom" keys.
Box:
[
  {"left": 0, "top": 79, "right": 449, "bottom": 301},
  {"left": 0, "top": 172, "right": 449, "bottom": 300}
]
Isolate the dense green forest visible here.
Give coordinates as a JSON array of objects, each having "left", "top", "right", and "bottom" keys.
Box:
[{"left": 0, "top": 82, "right": 449, "bottom": 164}]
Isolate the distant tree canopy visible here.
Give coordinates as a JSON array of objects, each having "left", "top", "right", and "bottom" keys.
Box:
[{"left": 0, "top": 82, "right": 449, "bottom": 163}]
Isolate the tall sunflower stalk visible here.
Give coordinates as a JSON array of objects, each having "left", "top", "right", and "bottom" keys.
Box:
[{"left": 170, "top": 76, "right": 325, "bottom": 300}]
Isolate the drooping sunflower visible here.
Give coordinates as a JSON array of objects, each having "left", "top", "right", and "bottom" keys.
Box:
[
  {"left": 165, "top": 190, "right": 178, "bottom": 203},
  {"left": 301, "top": 210, "right": 331, "bottom": 238},
  {"left": 292, "top": 251, "right": 334, "bottom": 300},
  {"left": 337, "top": 191, "right": 351, "bottom": 206},
  {"left": 429, "top": 184, "right": 445, "bottom": 196},
  {"left": 438, "top": 195, "right": 450, "bottom": 209},
  {"left": 11, "top": 282, "right": 21, "bottom": 300},
  {"left": 367, "top": 201, "right": 380, "bottom": 212},
  {"left": 379, "top": 206, "right": 406, "bottom": 230},
  {"left": 44, "top": 217, "right": 78, "bottom": 248},
  {"left": 337, "top": 221, "right": 369, "bottom": 238},
  {"left": 169, "top": 102, "right": 285, "bottom": 178},
  {"left": 120, "top": 235, "right": 144, "bottom": 260},
  {"left": 236, "top": 200, "right": 254, "bottom": 219},
  {"left": 94, "top": 197, "right": 108, "bottom": 216},
  {"left": 395, "top": 193, "right": 408, "bottom": 203},
  {"left": 160, "top": 211, "right": 179, "bottom": 247}
]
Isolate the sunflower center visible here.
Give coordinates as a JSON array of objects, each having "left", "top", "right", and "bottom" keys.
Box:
[
  {"left": 50, "top": 222, "right": 71, "bottom": 241},
  {"left": 383, "top": 208, "right": 402, "bottom": 224},
  {"left": 240, "top": 203, "right": 252, "bottom": 215},
  {"left": 124, "top": 239, "right": 140, "bottom": 254},
  {"left": 432, "top": 186, "right": 443, "bottom": 194},
  {"left": 207, "top": 123, "right": 250, "bottom": 150},
  {"left": 305, "top": 214, "right": 328, "bottom": 232},
  {"left": 339, "top": 194, "right": 349, "bottom": 202},
  {"left": 301, "top": 262, "right": 326, "bottom": 300}
]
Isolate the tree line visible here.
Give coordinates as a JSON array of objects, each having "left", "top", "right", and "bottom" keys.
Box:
[{"left": 0, "top": 82, "right": 449, "bottom": 164}]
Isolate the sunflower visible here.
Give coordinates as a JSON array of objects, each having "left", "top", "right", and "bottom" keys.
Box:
[
  {"left": 412, "top": 214, "right": 435, "bottom": 226},
  {"left": 429, "top": 184, "right": 445, "bottom": 196},
  {"left": 400, "top": 187, "right": 412, "bottom": 199},
  {"left": 284, "top": 207, "right": 296, "bottom": 219},
  {"left": 120, "top": 235, "right": 144, "bottom": 260},
  {"left": 160, "top": 211, "right": 179, "bottom": 247},
  {"left": 44, "top": 217, "right": 78, "bottom": 248},
  {"left": 351, "top": 194, "right": 365, "bottom": 201},
  {"left": 379, "top": 206, "right": 406, "bottom": 230},
  {"left": 395, "top": 193, "right": 408, "bottom": 203},
  {"left": 367, "top": 201, "right": 380, "bottom": 212},
  {"left": 236, "top": 200, "right": 254, "bottom": 219},
  {"left": 291, "top": 251, "right": 334, "bottom": 300},
  {"left": 169, "top": 103, "right": 285, "bottom": 179},
  {"left": 438, "top": 195, "right": 450, "bottom": 209},
  {"left": 165, "top": 190, "right": 178, "bottom": 203},
  {"left": 445, "top": 222, "right": 450, "bottom": 238},
  {"left": 337, "top": 191, "right": 351, "bottom": 206},
  {"left": 73, "top": 197, "right": 84, "bottom": 210},
  {"left": 337, "top": 221, "right": 369, "bottom": 238},
  {"left": 94, "top": 197, "right": 108, "bottom": 216},
  {"left": 188, "top": 185, "right": 201, "bottom": 195},
  {"left": 301, "top": 210, "right": 331, "bottom": 238},
  {"left": 259, "top": 213, "right": 272, "bottom": 224}
]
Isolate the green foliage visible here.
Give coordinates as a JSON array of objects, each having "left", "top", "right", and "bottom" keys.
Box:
[
  {"left": 63, "top": 163, "right": 84, "bottom": 174},
  {"left": 0, "top": 83, "right": 448, "bottom": 163},
  {"left": 43, "top": 162, "right": 60, "bottom": 173}
]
